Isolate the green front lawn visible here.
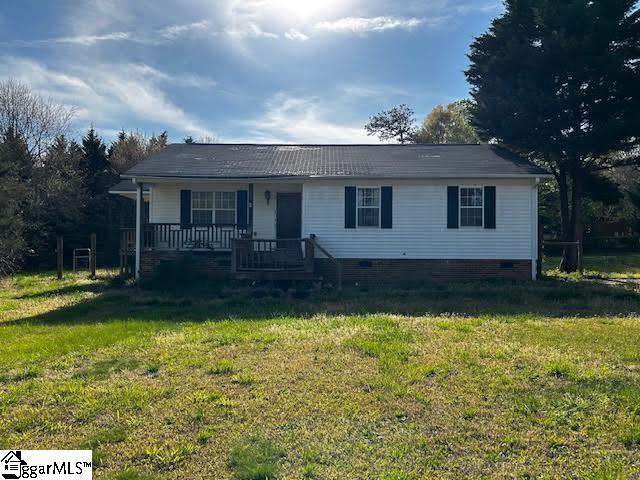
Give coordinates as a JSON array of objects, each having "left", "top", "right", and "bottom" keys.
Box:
[{"left": 1, "top": 271, "right": 640, "bottom": 479}]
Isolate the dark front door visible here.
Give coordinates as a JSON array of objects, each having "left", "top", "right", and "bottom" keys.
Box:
[{"left": 276, "top": 192, "right": 302, "bottom": 239}]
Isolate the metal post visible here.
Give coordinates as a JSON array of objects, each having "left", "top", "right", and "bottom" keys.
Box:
[
  {"left": 90, "top": 233, "right": 96, "bottom": 279},
  {"left": 135, "top": 182, "right": 143, "bottom": 281},
  {"left": 56, "top": 235, "right": 63, "bottom": 280}
]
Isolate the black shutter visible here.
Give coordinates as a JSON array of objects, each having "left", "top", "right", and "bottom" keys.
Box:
[
  {"left": 447, "top": 186, "right": 459, "bottom": 229},
  {"left": 180, "top": 189, "right": 191, "bottom": 224},
  {"left": 345, "top": 186, "right": 356, "bottom": 229},
  {"left": 237, "top": 190, "right": 248, "bottom": 229},
  {"left": 381, "top": 186, "right": 392, "bottom": 229},
  {"left": 484, "top": 186, "right": 496, "bottom": 229}
]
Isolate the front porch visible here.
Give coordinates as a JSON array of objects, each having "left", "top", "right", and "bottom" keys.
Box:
[{"left": 120, "top": 223, "right": 342, "bottom": 285}]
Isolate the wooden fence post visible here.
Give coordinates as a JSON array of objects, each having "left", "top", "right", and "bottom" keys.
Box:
[
  {"left": 56, "top": 235, "right": 63, "bottom": 280},
  {"left": 90, "top": 233, "right": 97, "bottom": 279},
  {"left": 304, "top": 239, "right": 315, "bottom": 274}
]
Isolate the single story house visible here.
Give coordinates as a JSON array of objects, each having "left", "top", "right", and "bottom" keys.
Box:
[{"left": 111, "top": 143, "right": 550, "bottom": 284}]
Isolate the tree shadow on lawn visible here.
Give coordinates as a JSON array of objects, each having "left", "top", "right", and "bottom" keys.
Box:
[
  {"left": 12, "top": 281, "right": 106, "bottom": 300},
  {"left": 3, "top": 276, "right": 640, "bottom": 328}
]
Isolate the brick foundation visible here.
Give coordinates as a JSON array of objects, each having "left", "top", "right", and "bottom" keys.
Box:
[
  {"left": 141, "top": 250, "right": 232, "bottom": 278},
  {"left": 315, "top": 258, "right": 532, "bottom": 284},
  {"left": 141, "top": 251, "right": 532, "bottom": 283}
]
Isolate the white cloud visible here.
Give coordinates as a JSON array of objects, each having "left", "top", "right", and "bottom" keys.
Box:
[
  {"left": 56, "top": 31, "right": 132, "bottom": 46},
  {"left": 0, "top": 56, "right": 215, "bottom": 139},
  {"left": 158, "top": 20, "right": 213, "bottom": 40},
  {"left": 125, "top": 64, "right": 217, "bottom": 89},
  {"left": 313, "top": 16, "right": 424, "bottom": 34},
  {"left": 225, "top": 23, "right": 278, "bottom": 39},
  {"left": 2, "top": 20, "right": 216, "bottom": 48},
  {"left": 2, "top": 32, "right": 132, "bottom": 48},
  {"left": 284, "top": 28, "right": 309, "bottom": 42},
  {"left": 235, "top": 92, "right": 377, "bottom": 144}
]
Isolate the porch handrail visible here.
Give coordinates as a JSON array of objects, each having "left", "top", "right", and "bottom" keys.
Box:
[
  {"left": 308, "top": 234, "right": 342, "bottom": 290},
  {"left": 123, "top": 223, "right": 248, "bottom": 252},
  {"left": 232, "top": 238, "right": 312, "bottom": 273}
]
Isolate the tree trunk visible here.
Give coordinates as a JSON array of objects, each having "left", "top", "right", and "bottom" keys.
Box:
[{"left": 559, "top": 170, "right": 583, "bottom": 272}]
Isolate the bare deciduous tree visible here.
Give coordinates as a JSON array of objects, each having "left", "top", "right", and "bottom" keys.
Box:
[
  {"left": 109, "top": 130, "right": 168, "bottom": 173},
  {"left": 0, "top": 78, "right": 75, "bottom": 158}
]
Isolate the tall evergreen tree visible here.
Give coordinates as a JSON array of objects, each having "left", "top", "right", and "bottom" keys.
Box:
[
  {"left": 0, "top": 127, "right": 31, "bottom": 274},
  {"left": 466, "top": 0, "right": 640, "bottom": 271},
  {"left": 23, "top": 135, "right": 87, "bottom": 264},
  {"left": 79, "top": 128, "right": 118, "bottom": 264},
  {"left": 82, "top": 127, "right": 113, "bottom": 196}
]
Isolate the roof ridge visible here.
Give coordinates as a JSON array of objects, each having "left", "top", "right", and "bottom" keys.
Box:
[{"left": 169, "top": 143, "right": 484, "bottom": 147}]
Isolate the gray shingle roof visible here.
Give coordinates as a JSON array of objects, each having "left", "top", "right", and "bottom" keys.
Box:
[
  {"left": 108, "top": 179, "right": 149, "bottom": 193},
  {"left": 123, "top": 144, "right": 549, "bottom": 179}
]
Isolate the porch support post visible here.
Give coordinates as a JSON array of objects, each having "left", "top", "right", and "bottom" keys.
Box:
[
  {"left": 248, "top": 183, "right": 254, "bottom": 236},
  {"left": 135, "top": 181, "right": 143, "bottom": 281}
]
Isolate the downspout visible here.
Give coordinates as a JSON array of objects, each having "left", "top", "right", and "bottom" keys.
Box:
[
  {"left": 135, "top": 180, "right": 143, "bottom": 281},
  {"left": 531, "top": 177, "right": 540, "bottom": 280}
]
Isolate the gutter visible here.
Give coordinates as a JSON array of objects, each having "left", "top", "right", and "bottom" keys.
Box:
[{"left": 123, "top": 173, "right": 554, "bottom": 183}]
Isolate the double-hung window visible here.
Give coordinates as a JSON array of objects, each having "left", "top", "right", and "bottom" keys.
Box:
[
  {"left": 357, "top": 187, "right": 380, "bottom": 227},
  {"left": 214, "top": 192, "right": 236, "bottom": 224},
  {"left": 460, "top": 187, "right": 483, "bottom": 227},
  {"left": 191, "top": 191, "right": 236, "bottom": 224},
  {"left": 191, "top": 192, "right": 214, "bottom": 224}
]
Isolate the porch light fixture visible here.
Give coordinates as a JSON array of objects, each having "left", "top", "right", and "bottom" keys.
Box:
[{"left": 264, "top": 190, "right": 271, "bottom": 205}]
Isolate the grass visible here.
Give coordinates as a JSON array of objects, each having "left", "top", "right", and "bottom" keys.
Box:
[
  {"left": 544, "top": 252, "right": 640, "bottom": 279},
  {"left": 1, "top": 265, "right": 640, "bottom": 478}
]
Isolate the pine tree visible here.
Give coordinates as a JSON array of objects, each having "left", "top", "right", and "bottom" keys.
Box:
[
  {"left": 364, "top": 104, "right": 416, "bottom": 144},
  {"left": 466, "top": 0, "right": 640, "bottom": 271},
  {"left": 0, "top": 127, "right": 31, "bottom": 274},
  {"left": 79, "top": 128, "right": 118, "bottom": 264},
  {"left": 22, "top": 136, "right": 87, "bottom": 265},
  {"left": 81, "top": 127, "right": 113, "bottom": 196}
]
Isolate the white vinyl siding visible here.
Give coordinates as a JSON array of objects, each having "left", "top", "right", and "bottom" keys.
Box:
[
  {"left": 150, "top": 183, "right": 246, "bottom": 224},
  {"left": 302, "top": 179, "right": 535, "bottom": 260},
  {"left": 149, "top": 182, "right": 302, "bottom": 238},
  {"left": 147, "top": 178, "right": 536, "bottom": 262}
]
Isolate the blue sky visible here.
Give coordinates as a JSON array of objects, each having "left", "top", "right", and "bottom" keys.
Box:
[{"left": 0, "top": 0, "right": 503, "bottom": 144}]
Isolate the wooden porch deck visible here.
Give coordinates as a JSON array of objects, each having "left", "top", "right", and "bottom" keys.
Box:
[{"left": 119, "top": 226, "right": 342, "bottom": 287}]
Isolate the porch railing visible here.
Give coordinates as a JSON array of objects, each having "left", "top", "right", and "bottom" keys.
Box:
[
  {"left": 121, "top": 223, "right": 249, "bottom": 252},
  {"left": 231, "top": 238, "right": 314, "bottom": 273}
]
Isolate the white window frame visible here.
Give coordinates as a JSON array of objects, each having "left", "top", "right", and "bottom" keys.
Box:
[
  {"left": 459, "top": 186, "right": 484, "bottom": 228},
  {"left": 214, "top": 191, "right": 237, "bottom": 225},
  {"left": 191, "top": 191, "right": 237, "bottom": 225},
  {"left": 356, "top": 186, "right": 381, "bottom": 228},
  {"left": 191, "top": 191, "right": 214, "bottom": 225}
]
